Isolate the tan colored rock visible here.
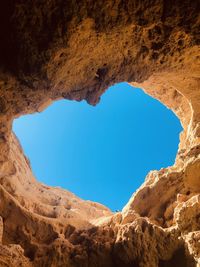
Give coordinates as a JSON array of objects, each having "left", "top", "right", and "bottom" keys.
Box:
[
  {"left": 0, "top": 216, "right": 3, "bottom": 243},
  {"left": 0, "top": 0, "right": 199, "bottom": 266}
]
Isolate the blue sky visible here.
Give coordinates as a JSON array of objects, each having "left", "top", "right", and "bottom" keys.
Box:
[{"left": 13, "top": 83, "right": 182, "bottom": 211}]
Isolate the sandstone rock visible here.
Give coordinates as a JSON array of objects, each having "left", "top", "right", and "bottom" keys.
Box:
[
  {"left": 0, "top": 0, "right": 199, "bottom": 266},
  {"left": 0, "top": 216, "right": 3, "bottom": 243}
]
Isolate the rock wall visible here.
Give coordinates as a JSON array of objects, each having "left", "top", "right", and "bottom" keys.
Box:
[{"left": 0, "top": 1, "right": 199, "bottom": 266}]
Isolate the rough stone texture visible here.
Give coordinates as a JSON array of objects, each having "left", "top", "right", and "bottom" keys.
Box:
[{"left": 0, "top": 1, "right": 199, "bottom": 266}]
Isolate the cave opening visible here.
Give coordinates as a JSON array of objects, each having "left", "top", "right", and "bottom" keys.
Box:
[{"left": 13, "top": 82, "right": 182, "bottom": 211}]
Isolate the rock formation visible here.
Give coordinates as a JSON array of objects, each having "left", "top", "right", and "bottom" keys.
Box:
[{"left": 0, "top": 0, "right": 199, "bottom": 266}]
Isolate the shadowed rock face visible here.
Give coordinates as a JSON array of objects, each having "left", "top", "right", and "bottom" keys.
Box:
[{"left": 0, "top": 1, "right": 199, "bottom": 266}]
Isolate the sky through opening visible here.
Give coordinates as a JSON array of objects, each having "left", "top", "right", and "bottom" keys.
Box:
[{"left": 13, "top": 83, "right": 182, "bottom": 211}]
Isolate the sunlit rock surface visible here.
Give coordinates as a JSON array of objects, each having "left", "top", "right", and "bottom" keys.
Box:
[{"left": 0, "top": 1, "right": 199, "bottom": 266}]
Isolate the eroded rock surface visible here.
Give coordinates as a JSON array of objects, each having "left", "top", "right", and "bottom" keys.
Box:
[{"left": 0, "top": 1, "right": 199, "bottom": 266}]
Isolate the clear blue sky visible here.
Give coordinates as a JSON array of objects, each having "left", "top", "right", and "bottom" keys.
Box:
[{"left": 13, "top": 83, "right": 182, "bottom": 211}]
